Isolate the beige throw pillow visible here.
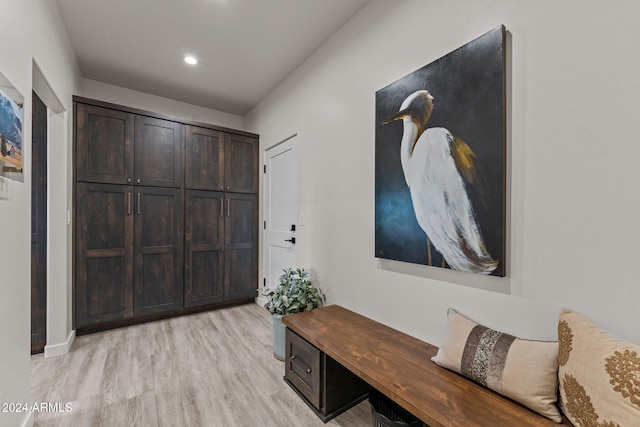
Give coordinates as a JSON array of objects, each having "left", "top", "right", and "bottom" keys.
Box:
[
  {"left": 558, "top": 309, "right": 640, "bottom": 427},
  {"left": 432, "top": 308, "right": 562, "bottom": 422}
]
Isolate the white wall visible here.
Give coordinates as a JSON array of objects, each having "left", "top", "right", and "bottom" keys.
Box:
[
  {"left": 246, "top": 0, "right": 640, "bottom": 346},
  {"left": 0, "top": 0, "right": 82, "bottom": 425},
  {"left": 82, "top": 79, "right": 245, "bottom": 130}
]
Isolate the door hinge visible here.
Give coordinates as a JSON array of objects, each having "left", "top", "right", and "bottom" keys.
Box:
[
  {"left": 263, "top": 278, "right": 266, "bottom": 287},
  {"left": 263, "top": 165, "right": 266, "bottom": 173},
  {"left": 264, "top": 220, "right": 266, "bottom": 229}
]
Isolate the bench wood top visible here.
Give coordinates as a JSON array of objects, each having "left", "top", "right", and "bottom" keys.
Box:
[{"left": 283, "top": 304, "right": 571, "bottom": 427}]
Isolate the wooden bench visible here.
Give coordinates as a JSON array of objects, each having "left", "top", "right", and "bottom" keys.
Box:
[{"left": 283, "top": 304, "right": 572, "bottom": 426}]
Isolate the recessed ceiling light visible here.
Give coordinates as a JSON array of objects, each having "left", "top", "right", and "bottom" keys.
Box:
[{"left": 184, "top": 56, "right": 197, "bottom": 65}]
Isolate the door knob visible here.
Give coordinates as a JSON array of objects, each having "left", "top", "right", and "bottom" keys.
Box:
[{"left": 284, "top": 237, "right": 296, "bottom": 244}]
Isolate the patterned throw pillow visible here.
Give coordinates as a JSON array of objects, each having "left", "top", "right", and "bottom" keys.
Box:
[
  {"left": 558, "top": 310, "right": 640, "bottom": 427},
  {"left": 432, "top": 308, "right": 562, "bottom": 422}
]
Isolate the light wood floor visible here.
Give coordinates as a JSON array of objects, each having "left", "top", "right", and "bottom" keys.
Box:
[{"left": 31, "top": 303, "right": 371, "bottom": 426}]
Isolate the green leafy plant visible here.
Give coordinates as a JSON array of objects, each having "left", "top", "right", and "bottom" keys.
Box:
[{"left": 264, "top": 268, "right": 325, "bottom": 316}]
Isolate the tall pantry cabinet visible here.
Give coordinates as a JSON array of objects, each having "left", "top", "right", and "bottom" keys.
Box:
[
  {"left": 183, "top": 126, "right": 258, "bottom": 308},
  {"left": 74, "top": 97, "right": 258, "bottom": 330}
]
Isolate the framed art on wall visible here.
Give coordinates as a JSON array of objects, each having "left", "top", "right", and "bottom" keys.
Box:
[
  {"left": 0, "top": 71, "right": 24, "bottom": 181},
  {"left": 375, "top": 26, "right": 506, "bottom": 276}
]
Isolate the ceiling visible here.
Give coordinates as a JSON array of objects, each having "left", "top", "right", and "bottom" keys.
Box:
[{"left": 55, "top": 0, "right": 371, "bottom": 116}]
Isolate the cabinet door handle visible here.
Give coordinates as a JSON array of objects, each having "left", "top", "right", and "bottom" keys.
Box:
[
  {"left": 290, "top": 355, "right": 312, "bottom": 374},
  {"left": 127, "top": 192, "right": 131, "bottom": 215},
  {"left": 220, "top": 198, "right": 224, "bottom": 216},
  {"left": 137, "top": 193, "right": 141, "bottom": 215},
  {"left": 226, "top": 198, "right": 230, "bottom": 217}
]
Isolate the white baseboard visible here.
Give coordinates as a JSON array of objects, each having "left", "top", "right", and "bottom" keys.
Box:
[
  {"left": 20, "top": 411, "right": 34, "bottom": 427},
  {"left": 44, "top": 329, "right": 76, "bottom": 359}
]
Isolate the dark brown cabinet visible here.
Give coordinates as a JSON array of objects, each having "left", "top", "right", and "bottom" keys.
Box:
[
  {"left": 133, "top": 187, "right": 184, "bottom": 316},
  {"left": 76, "top": 103, "right": 134, "bottom": 185},
  {"left": 225, "top": 134, "right": 259, "bottom": 193},
  {"left": 185, "top": 126, "right": 258, "bottom": 193},
  {"left": 76, "top": 104, "right": 183, "bottom": 188},
  {"left": 75, "top": 183, "right": 134, "bottom": 327},
  {"left": 184, "top": 190, "right": 225, "bottom": 307},
  {"left": 185, "top": 126, "right": 224, "bottom": 191},
  {"left": 75, "top": 184, "right": 184, "bottom": 327},
  {"left": 135, "top": 116, "right": 183, "bottom": 188},
  {"left": 224, "top": 193, "right": 258, "bottom": 300},
  {"left": 74, "top": 97, "right": 259, "bottom": 331},
  {"left": 184, "top": 191, "right": 258, "bottom": 307},
  {"left": 76, "top": 105, "right": 183, "bottom": 187}
]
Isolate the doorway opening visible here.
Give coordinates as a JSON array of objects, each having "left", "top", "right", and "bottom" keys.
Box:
[
  {"left": 31, "top": 61, "right": 67, "bottom": 356},
  {"left": 31, "top": 91, "right": 47, "bottom": 353}
]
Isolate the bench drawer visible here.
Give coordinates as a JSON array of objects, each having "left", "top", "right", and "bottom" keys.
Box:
[
  {"left": 285, "top": 328, "right": 321, "bottom": 408},
  {"left": 284, "top": 327, "right": 369, "bottom": 422}
]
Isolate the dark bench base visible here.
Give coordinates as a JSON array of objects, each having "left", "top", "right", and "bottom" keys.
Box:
[{"left": 284, "top": 328, "right": 369, "bottom": 422}]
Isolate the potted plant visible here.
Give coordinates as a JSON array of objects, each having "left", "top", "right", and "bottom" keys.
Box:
[{"left": 264, "top": 267, "right": 325, "bottom": 360}]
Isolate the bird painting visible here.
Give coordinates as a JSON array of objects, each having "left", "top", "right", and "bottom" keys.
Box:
[
  {"left": 383, "top": 90, "right": 497, "bottom": 274},
  {"left": 375, "top": 25, "right": 505, "bottom": 276}
]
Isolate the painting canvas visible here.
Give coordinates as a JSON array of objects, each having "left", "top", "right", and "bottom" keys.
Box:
[
  {"left": 375, "top": 26, "right": 506, "bottom": 277},
  {"left": 0, "top": 71, "right": 24, "bottom": 180}
]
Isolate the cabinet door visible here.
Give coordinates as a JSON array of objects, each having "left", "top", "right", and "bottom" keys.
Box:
[
  {"left": 76, "top": 183, "right": 134, "bottom": 327},
  {"left": 224, "top": 134, "right": 258, "bottom": 193},
  {"left": 285, "top": 329, "right": 322, "bottom": 409},
  {"left": 76, "top": 103, "right": 134, "bottom": 184},
  {"left": 224, "top": 193, "right": 258, "bottom": 300},
  {"left": 133, "top": 187, "right": 184, "bottom": 316},
  {"left": 185, "top": 126, "right": 224, "bottom": 191},
  {"left": 184, "top": 190, "right": 225, "bottom": 307},
  {"left": 134, "top": 116, "right": 183, "bottom": 188}
]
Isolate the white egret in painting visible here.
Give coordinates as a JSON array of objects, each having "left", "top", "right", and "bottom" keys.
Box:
[{"left": 383, "top": 90, "right": 497, "bottom": 274}]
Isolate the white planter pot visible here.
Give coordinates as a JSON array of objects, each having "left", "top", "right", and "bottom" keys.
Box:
[{"left": 273, "top": 314, "right": 286, "bottom": 361}]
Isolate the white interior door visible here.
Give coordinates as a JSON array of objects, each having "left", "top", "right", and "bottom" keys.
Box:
[{"left": 264, "top": 136, "right": 297, "bottom": 292}]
